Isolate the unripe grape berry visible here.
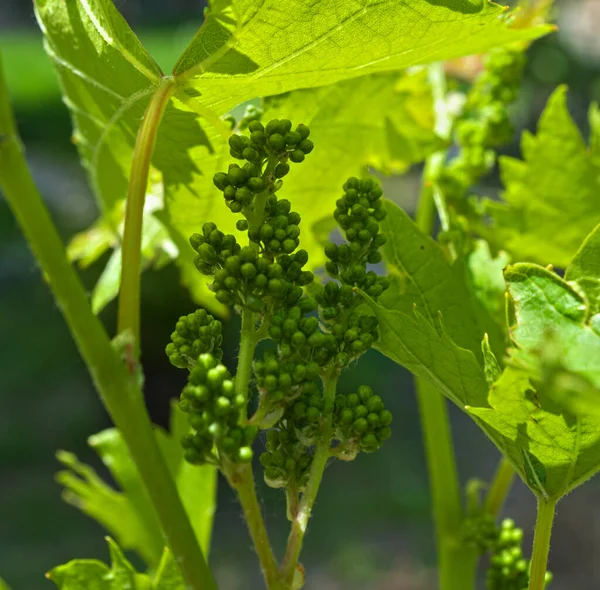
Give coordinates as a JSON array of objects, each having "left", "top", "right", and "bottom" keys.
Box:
[{"left": 289, "top": 150, "right": 305, "bottom": 163}]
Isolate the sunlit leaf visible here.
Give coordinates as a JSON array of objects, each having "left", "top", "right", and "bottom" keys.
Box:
[
  {"left": 375, "top": 200, "right": 505, "bottom": 362},
  {"left": 485, "top": 87, "right": 600, "bottom": 267},
  {"left": 468, "top": 264, "right": 600, "bottom": 500},
  {"left": 35, "top": 0, "right": 550, "bottom": 312},
  {"left": 364, "top": 200, "right": 499, "bottom": 407},
  {"left": 174, "top": 0, "right": 550, "bottom": 110}
]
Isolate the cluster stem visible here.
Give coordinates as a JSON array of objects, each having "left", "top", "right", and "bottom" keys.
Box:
[
  {"left": 230, "top": 307, "right": 283, "bottom": 589},
  {"left": 280, "top": 367, "right": 339, "bottom": 586}
]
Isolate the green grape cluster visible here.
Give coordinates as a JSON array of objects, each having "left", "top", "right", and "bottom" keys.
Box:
[
  {"left": 486, "top": 519, "right": 552, "bottom": 590},
  {"left": 462, "top": 513, "right": 500, "bottom": 554},
  {"left": 246, "top": 196, "right": 304, "bottom": 257},
  {"left": 285, "top": 380, "right": 334, "bottom": 445},
  {"left": 168, "top": 116, "right": 392, "bottom": 509},
  {"left": 190, "top": 221, "right": 313, "bottom": 312},
  {"left": 165, "top": 309, "right": 223, "bottom": 370},
  {"left": 253, "top": 348, "right": 321, "bottom": 410},
  {"left": 212, "top": 118, "right": 313, "bottom": 214},
  {"left": 435, "top": 47, "right": 526, "bottom": 253},
  {"left": 179, "top": 353, "right": 259, "bottom": 466},
  {"left": 260, "top": 427, "right": 313, "bottom": 490},
  {"left": 332, "top": 386, "right": 392, "bottom": 454}
]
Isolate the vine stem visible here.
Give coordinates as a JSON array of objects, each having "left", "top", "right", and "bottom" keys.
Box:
[
  {"left": 415, "top": 63, "right": 477, "bottom": 590},
  {"left": 229, "top": 307, "right": 281, "bottom": 589},
  {"left": 0, "top": 55, "right": 216, "bottom": 590},
  {"left": 528, "top": 498, "right": 557, "bottom": 590},
  {"left": 118, "top": 76, "right": 175, "bottom": 356},
  {"left": 281, "top": 367, "right": 339, "bottom": 587},
  {"left": 484, "top": 457, "right": 515, "bottom": 516}
]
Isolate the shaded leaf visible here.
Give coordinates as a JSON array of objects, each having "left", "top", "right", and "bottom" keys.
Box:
[
  {"left": 367, "top": 297, "right": 489, "bottom": 408},
  {"left": 56, "top": 404, "right": 216, "bottom": 566},
  {"left": 55, "top": 450, "right": 153, "bottom": 564},
  {"left": 376, "top": 200, "right": 504, "bottom": 361},
  {"left": 47, "top": 538, "right": 144, "bottom": 590},
  {"left": 486, "top": 87, "right": 600, "bottom": 267}
]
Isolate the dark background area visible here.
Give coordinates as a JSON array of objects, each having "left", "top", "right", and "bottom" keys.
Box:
[{"left": 2, "top": 1, "right": 600, "bottom": 588}]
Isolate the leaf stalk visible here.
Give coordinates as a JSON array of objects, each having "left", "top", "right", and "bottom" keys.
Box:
[{"left": 118, "top": 76, "right": 175, "bottom": 356}]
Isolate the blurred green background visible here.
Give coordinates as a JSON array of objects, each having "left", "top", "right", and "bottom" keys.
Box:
[{"left": 2, "top": 1, "right": 600, "bottom": 588}]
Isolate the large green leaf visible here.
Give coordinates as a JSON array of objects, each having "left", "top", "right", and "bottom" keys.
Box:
[
  {"left": 174, "top": 0, "right": 550, "bottom": 110},
  {"left": 35, "top": 0, "right": 550, "bottom": 312},
  {"left": 367, "top": 297, "right": 489, "bottom": 408},
  {"left": 468, "top": 264, "right": 600, "bottom": 500},
  {"left": 56, "top": 404, "right": 216, "bottom": 567},
  {"left": 34, "top": 0, "right": 161, "bottom": 215},
  {"left": 486, "top": 87, "right": 600, "bottom": 268},
  {"left": 365, "top": 200, "right": 495, "bottom": 407},
  {"left": 377, "top": 201, "right": 504, "bottom": 360}
]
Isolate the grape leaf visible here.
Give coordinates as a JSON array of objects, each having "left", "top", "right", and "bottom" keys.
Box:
[
  {"left": 55, "top": 450, "right": 156, "bottom": 564},
  {"left": 174, "top": 0, "right": 551, "bottom": 111},
  {"left": 47, "top": 538, "right": 145, "bottom": 590},
  {"left": 56, "top": 403, "right": 216, "bottom": 566},
  {"left": 153, "top": 549, "right": 186, "bottom": 590},
  {"left": 465, "top": 239, "right": 510, "bottom": 328},
  {"left": 367, "top": 297, "right": 489, "bottom": 408},
  {"left": 33, "top": 0, "right": 161, "bottom": 215},
  {"left": 364, "top": 200, "right": 494, "bottom": 407},
  {"left": 376, "top": 200, "right": 504, "bottom": 362},
  {"left": 48, "top": 538, "right": 186, "bottom": 590},
  {"left": 468, "top": 264, "right": 600, "bottom": 499},
  {"left": 485, "top": 87, "right": 600, "bottom": 268},
  {"left": 35, "top": 0, "right": 550, "bottom": 313},
  {"left": 565, "top": 223, "right": 600, "bottom": 316},
  {"left": 164, "top": 70, "right": 443, "bottom": 301}
]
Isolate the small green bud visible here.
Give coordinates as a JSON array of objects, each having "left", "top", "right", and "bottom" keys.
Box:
[
  {"left": 275, "top": 163, "right": 290, "bottom": 178},
  {"left": 241, "top": 262, "right": 257, "bottom": 279},
  {"left": 296, "top": 124, "right": 310, "bottom": 139},
  {"left": 289, "top": 150, "right": 305, "bottom": 163},
  {"left": 268, "top": 133, "right": 285, "bottom": 151}
]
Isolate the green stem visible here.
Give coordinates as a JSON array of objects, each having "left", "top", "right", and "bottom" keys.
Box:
[
  {"left": 415, "top": 380, "right": 476, "bottom": 590},
  {"left": 528, "top": 498, "right": 557, "bottom": 590},
  {"left": 484, "top": 458, "right": 515, "bottom": 516},
  {"left": 236, "top": 307, "right": 258, "bottom": 412},
  {"left": 414, "top": 63, "right": 478, "bottom": 590},
  {"left": 228, "top": 465, "right": 281, "bottom": 590},
  {"left": 0, "top": 55, "right": 216, "bottom": 590},
  {"left": 118, "top": 76, "right": 175, "bottom": 356},
  {"left": 281, "top": 368, "right": 339, "bottom": 587},
  {"left": 229, "top": 307, "right": 281, "bottom": 589}
]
